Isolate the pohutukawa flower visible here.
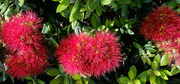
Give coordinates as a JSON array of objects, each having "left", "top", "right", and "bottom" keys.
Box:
[
  {"left": 140, "top": 6, "right": 180, "bottom": 42},
  {"left": 55, "top": 31, "right": 123, "bottom": 78},
  {"left": 1, "top": 11, "right": 49, "bottom": 79}
]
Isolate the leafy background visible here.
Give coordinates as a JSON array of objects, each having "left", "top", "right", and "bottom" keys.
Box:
[{"left": 0, "top": 0, "right": 180, "bottom": 84}]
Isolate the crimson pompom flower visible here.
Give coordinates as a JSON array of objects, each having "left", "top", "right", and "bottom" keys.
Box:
[
  {"left": 1, "top": 11, "right": 49, "bottom": 79},
  {"left": 55, "top": 31, "right": 123, "bottom": 78},
  {"left": 139, "top": 6, "right": 180, "bottom": 42}
]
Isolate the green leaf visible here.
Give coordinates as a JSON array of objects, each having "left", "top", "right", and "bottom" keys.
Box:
[
  {"left": 135, "top": 0, "right": 141, "bottom": 8},
  {"left": 133, "top": 79, "right": 140, "bottom": 84},
  {"left": 168, "top": 0, "right": 178, "bottom": 8},
  {"left": 151, "top": 61, "right": 158, "bottom": 70},
  {"left": 125, "top": 0, "right": 131, "bottom": 4},
  {"left": 56, "top": 0, "right": 70, "bottom": 13},
  {"left": 88, "top": 0, "right": 100, "bottom": 11},
  {"left": 171, "top": 67, "right": 180, "bottom": 75},
  {"left": 69, "top": 0, "right": 82, "bottom": 22},
  {"left": 154, "top": 70, "right": 161, "bottom": 76},
  {"left": 85, "top": 10, "right": 92, "bottom": 19},
  {"left": 155, "top": 76, "right": 161, "bottom": 84},
  {"left": 159, "top": 71, "right": 168, "bottom": 80},
  {"left": 137, "top": 70, "right": 150, "bottom": 79},
  {"left": 133, "top": 42, "right": 143, "bottom": 49},
  {"left": 36, "top": 79, "right": 45, "bottom": 84},
  {"left": 72, "top": 74, "right": 80, "bottom": 80},
  {"left": 139, "top": 77, "right": 146, "bottom": 84},
  {"left": 77, "top": 12, "right": 84, "bottom": 21},
  {"left": 160, "top": 78, "right": 166, "bottom": 84},
  {"left": 114, "top": 19, "right": 121, "bottom": 27},
  {"left": 146, "top": 48, "right": 156, "bottom": 53},
  {"left": 160, "top": 69, "right": 172, "bottom": 76},
  {"left": 117, "top": 76, "right": 129, "bottom": 84},
  {"left": 154, "top": 54, "right": 161, "bottom": 64},
  {"left": 127, "top": 29, "right": 134, "bottom": 35},
  {"left": 145, "top": 56, "right": 151, "bottom": 65},
  {"left": 120, "top": 17, "right": 125, "bottom": 25},
  {"left": 48, "top": 38, "right": 58, "bottom": 48},
  {"left": 147, "top": 69, "right": 153, "bottom": 75},
  {"left": 128, "top": 70, "right": 135, "bottom": 80},
  {"left": 96, "top": 5, "right": 102, "bottom": 16},
  {"left": 45, "top": 68, "right": 60, "bottom": 76},
  {"left": 142, "top": 0, "right": 152, "bottom": 3},
  {"left": 118, "top": 0, "right": 124, "bottom": 4},
  {"left": 128, "top": 80, "right": 134, "bottom": 84},
  {"left": 130, "top": 65, "right": 137, "bottom": 77},
  {"left": 149, "top": 75, "right": 156, "bottom": 84},
  {"left": 50, "top": 76, "right": 63, "bottom": 84},
  {"left": 0, "top": 0, "right": 9, "bottom": 14},
  {"left": 25, "top": 76, "right": 33, "bottom": 80},
  {"left": 19, "top": 0, "right": 25, "bottom": 6},
  {"left": 97, "top": 25, "right": 106, "bottom": 31},
  {"left": 160, "top": 53, "right": 170, "bottom": 66},
  {"left": 91, "top": 15, "right": 97, "bottom": 28},
  {"left": 121, "top": 3, "right": 127, "bottom": 16},
  {"left": 64, "top": 76, "right": 69, "bottom": 84},
  {"left": 101, "top": 0, "right": 112, "bottom": 5},
  {"left": 60, "top": 8, "right": 71, "bottom": 18}
]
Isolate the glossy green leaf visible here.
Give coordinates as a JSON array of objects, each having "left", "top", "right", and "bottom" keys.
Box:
[
  {"left": 133, "top": 79, "right": 140, "bottom": 84},
  {"left": 25, "top": 76, "right": 33, "bottom": 80},
  {"left": 146, "top": 48, "right": 156, "bottom": 53},
  {"left": 130, "top": 65, "right": 137, "bottom": 77},
  {"left": 149, "top": 75, "right": 156, "bottom": 84},
  {"left": 114, "top": 19, "right": 121, "bottom": 27},
  {"left": 91, "top": 15, "right": 97, "bottom": 28},
  {"left": 101, "top": 0, "right": 112, "bottom": 5},
  {"left": 121, "top": 3, "right": 127, "bottom": 16},
  {"left": 159, "top": 71, "right": 168, "bottom": 80},
  {"left": 72, "top": 74, "right": 80, "bottom": 80},
  {"left": 56, "top": 0, "right": 70, "bottom": 13},
  {"left": 139, "top": 77, "right": 146, "bottom": 84},
  {"left": 120, "top": 17, "right": 125, "bottom": 25},
  {"left": 127, "top": 29, "right": 134, "bottom": 35},
  {"left": 168, "top": 0, "right": 178, "bottom": 8},
  {"left": 19, "top": 0, "right": 25, "bottom": 6},
  {"left": 160, "top": 69, "right": 172, "bottom": 76},
  {"left": 45, "top": 68, "right": 60, "bottom": 76},
  {"left": 60, "top": 8, "right": 71, "bottom": 18},
  {"left": 151, "top": 61, "right": 158, "bottom": 70},
  {"left": 69, "top": 0, "right": 82, "bottom": 22},
  {"left": 137, "top": 70, "right": 150, "bottom": 79},
  {"left": 145, "top": 56, "right": 151, "bottom": 65},
  {"left": 155, "top": 76, "right": 161, "bottom": 84},
  {"left": 0, "top": 0, "right": 9, "bottom": 14},
  {"left": 50, "top": 76, "right": 63, "bottom": 84},
  {"left": 77, "top": 12, "right": 84, "bottom": 21},
  {"left": 135, "top": 0, "right": 141, "bottom": 8},
  {"left": 36, "top": 79, "right": 45, "bottom": 84},
  {"left": 154, "top": 70, "right": 161, "bottom": 76},
  {"left": 160, "top": 53, "right": 170, "bottom": 66},
  {"left": 88, "top": 0, "right": 100, "bottom": 11},
  {"left": 48, "top": 38, "right": 58, "bottom": 48},
  {"left": 133, "top": 42, "right": 143, "bottom": 49},
  {"left": 96, "top": 5, "right": 102, "bottom": 16},
  {"left": 97, "top": 25, "right": 106, "bottom": 31},
  {"left": 147, "top": 69, "right": 153, "bottom": 75},
  {"left": 171, "top": 67, "right": 180, "bottom": 75},
  {"left": 128, "top": 70, "right": 135, "bottom": 80},
  {"left": 85, "top": 10, "right": 92, "bottom": 19},
  {"left": 117, "top": 76, "right": 129, "bottom": 84},
  {"left": 154, "top": 54, "right": 161, "bottom": 64},
  {"left": 127, "top": 80, "right": 133, "bottom": 84}
]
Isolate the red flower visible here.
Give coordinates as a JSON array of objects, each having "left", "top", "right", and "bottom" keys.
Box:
[
  {"left": 1, "top": 11, "right": 49, "bottom": 79},
  {"left": 140, "top": 6, "right": 180, "bottom": 42},
  {"left": 56, "top": 31, "right": 123, "bottom": 78}
]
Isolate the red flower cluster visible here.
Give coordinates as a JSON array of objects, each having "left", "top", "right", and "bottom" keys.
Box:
[
  {"left": 140, "top": 6, "right": 180, "bottom": 42},
  {"left": 55, "top": 31, "right": 123, "bottom": 78},
  {"left": 140, "top": 6, "right": 180, "bottom": 66},
  {"left": 1, "top": 11, "right": 49, "bottom": 79}
]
